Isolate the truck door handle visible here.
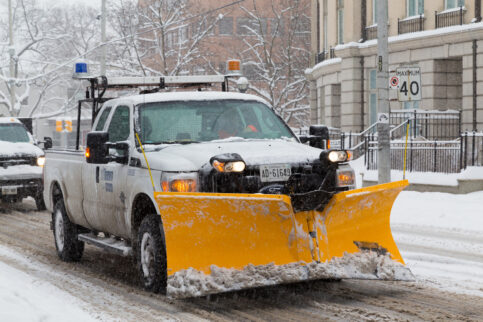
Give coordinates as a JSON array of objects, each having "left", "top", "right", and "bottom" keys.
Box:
[{"left": 96, "top": 166, "right": 100, "bottom": 184}]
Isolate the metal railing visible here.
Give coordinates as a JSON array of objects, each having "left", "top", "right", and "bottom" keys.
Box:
[
  {"left": 398, "top": 15, "right": 425, "bottom": 34},
  {"left": 390, "top": 109, "right": 461, "bottom": 140},
  {"left": 435, "top": 7, "right": 465, "bottom": 28},
  {"left": 365, "top": 25, "right": 377, "bottom": 40},
  {"left": 316, "top": 48, "right": 336, "bottom": 64},
  {"left": 366, "top": 131, "right": 483, "bottom": 173}
]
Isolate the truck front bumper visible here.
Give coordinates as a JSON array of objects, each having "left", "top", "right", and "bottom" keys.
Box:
[{"left": 0, "top": 165, "right": 42, "bottom": 201}]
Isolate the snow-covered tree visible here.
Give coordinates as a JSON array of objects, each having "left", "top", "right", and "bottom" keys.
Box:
[
  {"left": 236, "top": 0, "right": 311, "bottom": 126},
  {"left": 0, "top": 0, "right": 101, "bottom": 118},
  {"left": 108, "top": 0, "right": 222, "bottom": 76}
]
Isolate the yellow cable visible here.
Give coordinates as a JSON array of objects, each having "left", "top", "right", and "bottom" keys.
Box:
[
  {"left": 403, "top": 122, "right": 410, "bottom": 180},
  {"left": 135, "top": 132, "right": 155, "bottom": 191}
]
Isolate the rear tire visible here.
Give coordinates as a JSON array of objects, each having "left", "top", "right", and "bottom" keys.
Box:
[
  {"left": 52, "top": 199, "right": 84, "bottom": 261},
  {"left": 137, "top": 214, "right": 167, "bottom": 294}
]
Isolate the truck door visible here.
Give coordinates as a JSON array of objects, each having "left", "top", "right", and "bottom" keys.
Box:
[
  {"left": 82, "top": 106, "right": 112, "bottom": 230},
  {"left": 96, "top": 104, "right": 131, "bottom": 236}
]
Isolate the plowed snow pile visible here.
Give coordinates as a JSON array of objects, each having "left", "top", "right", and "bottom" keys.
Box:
[{"left": 167, "top": 251, "right": 414, "bottom": 298}]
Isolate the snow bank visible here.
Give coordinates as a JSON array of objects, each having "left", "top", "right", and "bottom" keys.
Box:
[{"left": 167, "top": 252, "right": 413, "bottom": 298}]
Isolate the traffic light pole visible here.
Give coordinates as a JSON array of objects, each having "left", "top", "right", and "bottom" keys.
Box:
[{"left": 377, "top": 0, "right": 391, "bottom": 184}]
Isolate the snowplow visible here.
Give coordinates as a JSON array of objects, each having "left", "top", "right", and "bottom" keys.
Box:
[
  {"left": 156, "top": 179, "right": 412, "bottom": 297},
  {"left": 43, "top": 67, "right": 412, "bottom": 299}
]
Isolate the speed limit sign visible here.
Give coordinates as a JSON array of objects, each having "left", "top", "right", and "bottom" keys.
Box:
[{"left": 396, "top": 67, "right": 421, "bottom": 101}]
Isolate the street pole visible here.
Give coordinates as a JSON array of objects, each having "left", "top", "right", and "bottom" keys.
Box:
[
  {"left": 377, "top": 0, "right": 391, "bottom": 183},
  {"left": 8, "top": 0, "right": 16, "bottom": 114},
  {"left": 100, "top": 0, "right": 106, "bottom": 76}
]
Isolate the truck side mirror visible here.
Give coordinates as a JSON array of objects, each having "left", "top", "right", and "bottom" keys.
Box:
[
  {"left": 86, "top": 132, "right": 109, "bottom": 164},
  {"left": 43, "top": 137, "right": 53, "bottom": 150},
  {"left": 309, "top": 125, "right": 329, "bottom": 149},
  {"left": 299, "top": 136, "right": 309, "bottom": 144}
]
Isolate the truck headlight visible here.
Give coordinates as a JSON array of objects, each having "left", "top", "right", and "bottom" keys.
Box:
[
  {"left": 36, "top": 156, "right": 46, "bottom": 167},
  {"left": 161, "top": 172, "right": 198, "bottom": 192},
  {"left": 336, "top": 169, "right": 355, "bottom": 187},
  {"left": 210, "top": 153, "right": 245, "bottom": 173},
  {"left": 320, "top": 150, "right": 352, "bottom": 164}
]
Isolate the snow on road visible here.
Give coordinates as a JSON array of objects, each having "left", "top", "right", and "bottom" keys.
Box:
[
  {"left": 0, "top": 245, "right": 101, "bottom": 322},
  {"left": 392, "top": 191, "right": 483, "bottom": 297}
]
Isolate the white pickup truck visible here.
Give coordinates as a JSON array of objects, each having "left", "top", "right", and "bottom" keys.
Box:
[
  {"left": 44, "top": 80, "right": 356, "bottom": 294},
  {"left": 0, "top": 117, "right": 47, "bottom": 210}
]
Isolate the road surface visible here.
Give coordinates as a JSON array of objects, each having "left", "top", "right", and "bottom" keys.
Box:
[{"left": 0, "top": 200, "right": 482, "bottom": 321}]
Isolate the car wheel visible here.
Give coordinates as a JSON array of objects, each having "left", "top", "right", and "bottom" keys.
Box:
[
  {"left": 137, "top": 214, "right": 167, "bottom": 294},
  {"left": 52, "top": 199, "right": 84, "bottom": 261}
]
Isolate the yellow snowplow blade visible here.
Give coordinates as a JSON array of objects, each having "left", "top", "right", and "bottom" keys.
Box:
[{"left": 154, "top": 180, "right": 411, "bottom": 298}]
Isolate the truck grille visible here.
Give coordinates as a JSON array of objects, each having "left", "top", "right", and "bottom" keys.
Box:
[{"left": 0, "top": 155, "right": 36, "bottom": 168}]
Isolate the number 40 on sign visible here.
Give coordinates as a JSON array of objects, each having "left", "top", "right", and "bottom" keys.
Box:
[{"left": 393, "top": 67, "right": 421, "bottom": 102}]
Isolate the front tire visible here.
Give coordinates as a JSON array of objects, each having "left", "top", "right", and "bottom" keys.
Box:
[
  {"left": 137, "top": 214, "right": 167, "bottom": 294},
  {"left": 52, "top": 199, "right": 84, "bottom": 261}
]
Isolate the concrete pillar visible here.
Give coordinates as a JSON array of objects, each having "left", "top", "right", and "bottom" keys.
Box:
[
  {"left": 340, "top": 57, "right": 362, "bottom": 131},
  {"left": 324, "top": 84, "right": 341, "bottom": 128}
]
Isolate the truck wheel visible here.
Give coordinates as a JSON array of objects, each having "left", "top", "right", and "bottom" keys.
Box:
[
  {"left": 137, "top": 214, "right": 167, "bottom": 294},
  {"left": 52, "top": 199, "right": 84, "bottom": 261},
  {"left": 35, "top": 194, "right": 46, "bottom": 211}
]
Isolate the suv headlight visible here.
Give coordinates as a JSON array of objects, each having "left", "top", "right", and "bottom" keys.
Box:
[
  {"left": 161, "top": 172, "right": 198, "bottom": 192},
  {"left": 36, "top": 156, "right": 46, "bottom": 167}
]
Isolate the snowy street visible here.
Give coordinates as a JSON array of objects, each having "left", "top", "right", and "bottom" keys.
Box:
[{"left": 0, "top": 193, "right": 482, "bottom": 321}]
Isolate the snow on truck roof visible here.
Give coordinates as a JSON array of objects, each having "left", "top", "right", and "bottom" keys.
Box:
[
  {"left": 0, "top": 117, "right": 21, "bottom": 124},
  {"left": 106, "top": 91, "right": 270, "bottom": 107}
]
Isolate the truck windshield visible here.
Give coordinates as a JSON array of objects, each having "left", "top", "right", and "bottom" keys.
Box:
[
  {"left": 138, "top": 100, "right": 295, "bottom": 144},
  {"left": 0, "top": 123, "right": 30, "bottom": 143}
]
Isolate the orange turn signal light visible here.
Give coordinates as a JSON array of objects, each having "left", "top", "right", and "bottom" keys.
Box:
[
  {"left": 162, "top": 179, "right": 197, "bottom": 192},
  {"left": 85, "top": 147, "right": 90, "bottom": 159}
]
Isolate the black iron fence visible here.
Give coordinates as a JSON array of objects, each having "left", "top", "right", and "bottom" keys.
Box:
[
  {"left": 366, "top": 131, "right": 483, "bottom": 173},
  {"left": 398, "top": 15, "right": 425, "bottom": 34},
  {"left": 435, "top": 7, "right": 465, "bottom": 28},
  {"left": 316, "top": 48, "right": 336, "bottom": 64},
  {"left": 390, "top": 109, "right": 461, "bottom": 140},
  {"left": 365, "top": 25, "right": 377, "bottom": 40}
]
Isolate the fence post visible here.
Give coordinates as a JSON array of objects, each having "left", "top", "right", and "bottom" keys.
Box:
[
  {"left": 410, "top": 138, "right": 413, "bottom": 172},
  {"left": 419, "top": 14, "right": 423, "bottom": 31},
  {"left": 349, "top": 131, "right": 352, "bottom": 149},
  {"left": 433, "top": 141, "right": 437, "bottom": 172},
  {"left": 459, "top": 133, "right": 463, "bottom": 172},
  {"left": 435, "top": 11, "right": 438, "bottom": 28},
  {"left": 460, "top": 6, "right": 463, "bottom": 25},
  {"left": 397, "top": 18, "right": 400, "bottom": 34},
  {"left": 341, "top": 132, "right": 345, "bottom": 150},
  {"left": 413, "top": 110, "right": 417, "bottom": 138},
  {"left": 464, "top": 131, "right": 468, "bottom": 169},
  {"left": 472, "top": 131, "right": 476, "bottom": 166}
]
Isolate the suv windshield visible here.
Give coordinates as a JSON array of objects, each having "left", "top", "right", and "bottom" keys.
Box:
[
  {"left": 138, "top": 100, "right": 295, "bottom": 144},
  {"left": 0, "top": 123, "right": 30, "bottom": 143}
]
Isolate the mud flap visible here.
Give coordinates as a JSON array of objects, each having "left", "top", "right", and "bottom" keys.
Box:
[{"left": 154, "top": 180, "right": 412, "bottom": 298}]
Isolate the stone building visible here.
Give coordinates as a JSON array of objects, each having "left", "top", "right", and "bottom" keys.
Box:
[{"left": 306, "top": 0, "right": 483, "bottom": 132}]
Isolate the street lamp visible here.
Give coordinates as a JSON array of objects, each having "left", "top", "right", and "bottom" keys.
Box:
[{"left": 237, "top": 77, "right": 249, "bottom": 93}]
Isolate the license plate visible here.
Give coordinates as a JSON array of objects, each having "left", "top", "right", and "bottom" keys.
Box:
[
  {"left": 1, "top": 187, "right": 17, "bottom": 195},
  {"left": 259, "top": 164, "right": 292, "bottom": 183}
]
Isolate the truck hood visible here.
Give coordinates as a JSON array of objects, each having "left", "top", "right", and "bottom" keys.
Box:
[
  {"left": 144, "top": 139, "right": 322, "bottom": 172},
  {"left": 0, "top": 140, "right": 44, "bottom": 159}
]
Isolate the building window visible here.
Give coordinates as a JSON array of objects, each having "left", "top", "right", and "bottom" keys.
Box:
[
  {"left": 337, "top": 0, "right": 344, "bottom": 44},
  {"left": 237, "top": 17, "right": 268, "bottom": 36},
  {"left": 408, "top": 0, "right": 424, "bottom": 16},
  {"left": 219, "top": 17, "right": 233, "bottom": 35},
  {"left": 445, "top": 0, "right": 464, "bottom": 9}
]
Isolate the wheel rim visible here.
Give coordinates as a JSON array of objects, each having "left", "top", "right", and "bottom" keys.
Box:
[
  {"left": 141, "top": 232, "right": 155, "bottom": 283},
  {"left": 54, "top": 209, "right": 64, "bottom": 252}
]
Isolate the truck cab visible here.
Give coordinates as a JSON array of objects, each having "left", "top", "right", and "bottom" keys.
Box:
[{"left": 0, "top": 117, "right": 46, "bottom": 210}]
